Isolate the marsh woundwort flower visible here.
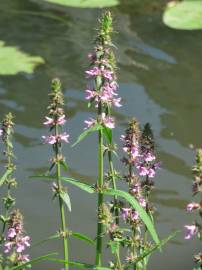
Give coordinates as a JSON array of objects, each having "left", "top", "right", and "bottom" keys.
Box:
[
  {"left": 84, "top": 12, "right": 121, "bottom": 132},
  {"left": 184, "top": 225, "right": 198, "bottom": 240},
  {"left": 4, "top": 209, "right": 30, "bottom": 264}
]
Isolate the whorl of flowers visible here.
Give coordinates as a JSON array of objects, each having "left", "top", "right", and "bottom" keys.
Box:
[
  {"left": 84, "top": 11, "right": 121, "bottom": 130},
  {"left": 185, "top": 149, "right": 202, "bottom": 267},
  {"left": 137, "top": 123, "right": 160, "bottom": 180},
  {"left": 0, "top": 113, "right": 17, "bottom": 211},
  {"left": 4, "top": 209, "right": 30, "bottom": 265},
  {"left": 120, "top": 119, "right": 146, "bottom": 225},
  {"left": 42, "top": 78, "right": 69, "bottom": 147},
  {"left": 0, "top": 113, "right": 15, "bottom": 170}
]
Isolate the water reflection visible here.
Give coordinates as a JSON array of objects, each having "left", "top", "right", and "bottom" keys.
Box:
[{"left": 0, "top": 1, "right": 201, "bottom": 270}]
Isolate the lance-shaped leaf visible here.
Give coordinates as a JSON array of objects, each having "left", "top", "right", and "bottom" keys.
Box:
[
  {"left": 60, "top": 191, "right": 71, "bottom": 212},
  {"left": 71, "top": 232, "right": 95, "bottom": 245},
  {"left": 32, "top": 231, "right": 94, "bottom": 247},
  {"left": 10, "top": 253, "right": 58, "bottom": 270},
  {"left": 0, "top": 169, "right": 12, "bottom": 187},
  {"left": 61, "top": 177, "right": 95, "bottom": 194},
  {"left": 72, "top": 123, "right": 102, "bottom": 147},
  {"left": 103, "top": 126, "right": 112, "bottom": 144},
  {"left": 103, "top": 188, "right": 160, "bottom": 245}
]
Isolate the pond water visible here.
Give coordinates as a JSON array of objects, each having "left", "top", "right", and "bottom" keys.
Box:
[{"left": 0, "top": 0, "right": 202, "bottom": 269}]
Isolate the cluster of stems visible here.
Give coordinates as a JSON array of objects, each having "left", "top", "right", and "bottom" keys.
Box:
[{"left": 184, "top": 149, "right": 202, "bottom": 268}]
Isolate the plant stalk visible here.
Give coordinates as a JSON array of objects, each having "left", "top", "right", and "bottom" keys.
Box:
[
  {"left": 96, "top": 126, "right": 104, "bottom": 266},
  {"left": 55, "top": 125, "right": 69, "bottom": 270}
]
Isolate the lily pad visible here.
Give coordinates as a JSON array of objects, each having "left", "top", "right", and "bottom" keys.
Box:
[
  {"left": 0, "top": 41, "right": 44, "bottom": 75},
  {"left": 42, "top": 0, "right": 119, "bottom": 8},
  {"left": 163, "top": 1, "right": 202, "bottom": 30}
]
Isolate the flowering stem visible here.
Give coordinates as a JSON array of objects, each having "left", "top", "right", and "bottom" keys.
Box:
[{"left": 55, "top": 124, "right": 69, "bottom": 270}]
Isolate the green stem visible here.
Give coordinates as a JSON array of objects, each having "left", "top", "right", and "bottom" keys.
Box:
[
  {"left": 108, "top": 150, "right": 119, "bottom": 225},
  {"left": 115, "top": 246, "right": 123, "bottom": 270},
  {"left": 55, "top": 125, "right": 69, "bottom": 270},
  {"left": 96, "top": 127, "right": 104, "bottom": 266}
]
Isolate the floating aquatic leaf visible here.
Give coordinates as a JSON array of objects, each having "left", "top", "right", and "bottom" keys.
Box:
[
  {"left": 163, "top": 1, "right": 202, "bottom": 30},
  {"left": 42, "top": 0, "right": 119, "bottom": 8},
  {"left": 0, "top": 41, "right": 44, "bottom": 75}
]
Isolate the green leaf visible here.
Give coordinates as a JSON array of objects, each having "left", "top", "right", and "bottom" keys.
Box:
[
  {"left": 163, "top": 1, "right": 202, "bottom": 30},
  {"left": 30, "top": 174, "right": 53, "bottom": 181},
  {"left": 0, "top": 41, "right": 44, "bottom": 75},
  {"left": 103, "top": 126, "right": 112, "bottom": 144},
  {"left": 72, "top": 123, "right": 102, "bottom": 147},
  {"left": 10, "top": 253, "right": 58, "bottom": 270},
  {"left": 60, "top": 191, "right": 71, "bottom": 212},
  {"left": 0, "top": 169, "right": 12, "bottom": 187},
  {"left": 61, "top": 177, "right": 95, "bottom": 193},
  {"left": 103, "top": 188, "right": 160, "bottom": 245},
  {"left": 71, "top": 232, "right": 95, "bottom": 245},
  {"left": 41, "top": 0, "right": 119, "bottom": 8},
  {"left": 60, "top": 160, "right": 68, "bottom": 171},
  {"left": 31, "top": 233, "right": 60, "bottom": 248}
]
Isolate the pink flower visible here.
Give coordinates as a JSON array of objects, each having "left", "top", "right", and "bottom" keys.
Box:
[
  {"left": 84, "top": 118, "right": 96, "bottom": 129},
  {"left": 130, "top": 183, "right": 141, "bottom": 195},
  {"left": 7, "top": 228, "right": 16, "bottom": 239},
  {"left": 17, "top": 254, "right": 30, "bottom": 263},
  {"left": 112, "top": 98, "right": 122, "bottom": 107},
  {"left": 59, "top": 132, "right": 70, "bottom": 143},
  {"left": 186, "top": 202, "right": 200, "bottom": 212},
  {"left": 121, "top": 208, "right": 131, "bottom": 220},
  {"left": 131, "top": 146, "right": 139, "bottom": 159},
  {"left": 102, "top": 69, "right": 113, "bottom": 80},
  {"left": 85, "top": 89, "right": 96, "bottom": 100},
  {"left": 184, "top": 225, "right": 198, "bottom": 240},
  {"left": 139, "top": 197, "right": 146, "bottom": 208},
  {"left": 144, "top": 152, "right": 156, "bottom": 162},
  {"left": 42, "top": 135, "right": 57, "bottom": 144},
  {"left": 131, "top": 211, "right": 139, "bottom": 221},
  {"left": 16, "top": 236, "right": 31, "bottom": 253},
  {"left": 42, "top": 132, "right": 69, "bottom": 144},
  {"left": 4, "top": 242, "right": 13, "bottom": 253},
  {"left": 85, "top": 67, "right": 101, "bottom": 78},
  {"left": 101, "top": 113, "right": 115, "bottom": 129},
  {"left": 138, "top": 166, "right": 148, "bottom": 176},
  {"left": 43, "top": 116, "right": 54, "bottom": 126},
  {"left": 57, "top": 115, "right": 66, "bottom": 125},
  {"left": 43, "top": 115, "right": 66, "bottom": 126},
  {"left": 0, "top": 129, "right": 3, "bottom": 137},
  {"left": 148, "top": 168, "right": 156, "bottom": 178}
]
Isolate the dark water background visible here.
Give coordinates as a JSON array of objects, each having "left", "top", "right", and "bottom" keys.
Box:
[{"left": 0, "top": 0, "right": 202, "bottom": 269}]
